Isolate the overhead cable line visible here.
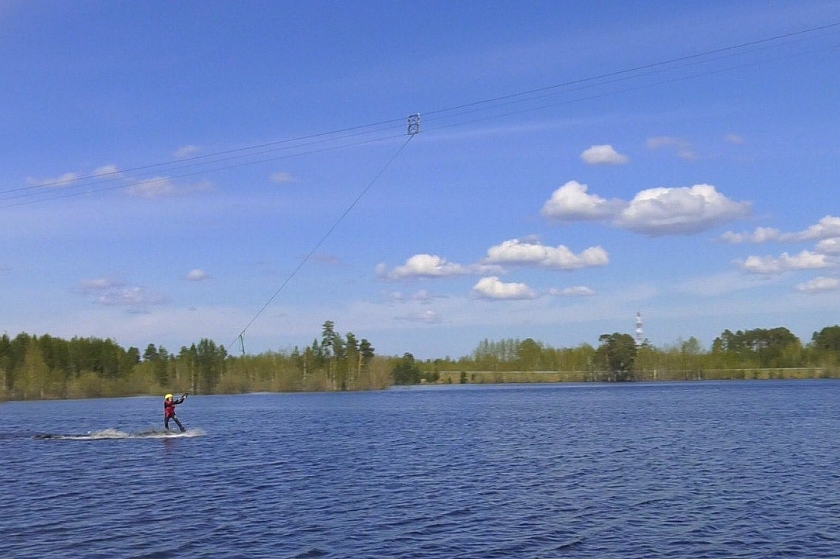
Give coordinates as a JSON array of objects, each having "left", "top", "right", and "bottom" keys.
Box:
[
  {"left": 0, "top": 130, "right": 408, "bottom": 208},
  {"left": 420, "top": 40, "right": 840, "bottom": 135},
  {"left": 0, "top": 115, "right": 406, "bottom": 208},
  {"left": 0, "top": 116, "right": 403, "bottom": 197},
  {"left": 420, "top": 20, "right": 840, "bottom": 120},
  {"left": 3, "top": 20, "right": 837, "bottom": 209},
  {"left": 224, "top": 22, "right": 840, "bottom": 352},
  {"left": 232, "top": 120, "right": 419, "bottom": 353}
]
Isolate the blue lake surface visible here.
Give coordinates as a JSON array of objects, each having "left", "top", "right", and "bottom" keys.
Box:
[{"left": 2, "top": 380, "right": 840, "bottom": 558}]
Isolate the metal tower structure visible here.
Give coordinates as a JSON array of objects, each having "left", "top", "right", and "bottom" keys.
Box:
[{"left": 407, "top": 113, "right": 420, "bottom": 135}]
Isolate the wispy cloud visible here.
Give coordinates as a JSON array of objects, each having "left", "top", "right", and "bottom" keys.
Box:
[
  {"left": 722, "top": 216, "right": 840, "bottom": 244},
  {"left": 646, "top": 135, "right": 697, "bottom": 160},
  {"left": 27, "top": 165, "right": 120, "bottom": 188},
  {"left": 677, "top": 272, "right": 767, "bottom": 297},
  {"left": 125, "top": 176, "right": 213, "bottom": 199},
  {"left": 720, "top": 227, "right": 781, "bottom": 243},
  {"left": 388, "top": 289, "right": 437, "bottom": 304},
  {"left": 27, "top": 172, "right": 79, "bottom": 188},
  {"left": 395, "top": 309, "right": 443, "bottom": 324},
  {"left": 736, "top": 250, "right": 831, "bottom": 275},
  {"left": 78, "top": 277, "right": 167, "bottom": 312},
  {"left": 92, "top": 165, "right": 120, "bottom": 178},
  {"left": 270, "top": 171, "right": 295, "bottom": 184},
  {"left": 550, "top": 285, "right": 596, "bottom": 297},
  {"left": 186, "top": 269, "right": 209, "bottom": 281},
  {"left": 795, "top": 276, "right": 840, "bottom": 294},
  {"left": 173, "top": 145, "right": 201, "bottom": 159}
]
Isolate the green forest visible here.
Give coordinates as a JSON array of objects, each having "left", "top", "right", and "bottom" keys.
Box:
[{"left": 2, "top": 321, "right": 840, "bottom": 401}]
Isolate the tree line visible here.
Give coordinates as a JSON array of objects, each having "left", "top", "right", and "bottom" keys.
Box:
[
  {"left": 0, "top": 321, "right": 386, "bottom": 400},
  {"left": 423, "top": 325, "right": 840, "bottom": 383},
  {"left": 2, "top": 323, "right": 840, "bottom": 400}
]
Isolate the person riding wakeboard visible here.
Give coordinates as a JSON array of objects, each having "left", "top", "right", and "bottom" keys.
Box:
[{"left": 163, "top": 392, "right": 188, "bottom": 432}]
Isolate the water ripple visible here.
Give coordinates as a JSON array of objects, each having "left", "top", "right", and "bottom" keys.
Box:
[{"left": 3, "top": 382, "right": 840, "bottom": 557}]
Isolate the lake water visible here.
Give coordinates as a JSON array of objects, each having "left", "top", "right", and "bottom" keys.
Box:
[{"left": 2, "top": 381, "right": 840, "bottom": 558}]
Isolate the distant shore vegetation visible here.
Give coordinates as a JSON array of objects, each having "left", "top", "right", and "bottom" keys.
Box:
[{"left": 2, "top": 321, "right": 840, "bottom": 401}]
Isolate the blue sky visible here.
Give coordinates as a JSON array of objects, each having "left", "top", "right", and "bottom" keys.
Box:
[{"left": 2, "top": 1, "right": 840, "bottom": 359}]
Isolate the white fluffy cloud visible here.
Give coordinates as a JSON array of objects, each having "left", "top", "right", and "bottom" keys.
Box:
[
  {"left": 786, "top": 216, "right": 840, "bottom": 241},
  {"left": 616, "top": 184, "right": 751, "bottom": 236},
  {"left": 484, "top": 239, "right": 609, "bottom": 270},
  {"left": 540, "top": 180, "right": 625, "bottom": 222},
  {"left": 377, "top": 254, "right": 493, "bottom": 280},
  {"left": 542, "top": 181, "right": 748, "bottom": 236},
  {"left": 580, "top": 144, "right": 628, "bottom": 165},
  {"left": 472, "top": 277, "right": 536, "bottom": 300},
  {"left": 737, "top": 250, "right": 831, "bottom": 275},
  {"left": 816, "top": 238, "right": 840, "bottom": 255},
  {"left": 378, "top": 239, "right": 607, "bottom": 282},
  {"left": 795, "top": 276, "right": 840, "bottom": 293}
]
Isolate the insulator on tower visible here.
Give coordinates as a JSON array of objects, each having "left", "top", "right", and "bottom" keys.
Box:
[{"left": 407, "top": 113, "right": 420, "bottom": 135}]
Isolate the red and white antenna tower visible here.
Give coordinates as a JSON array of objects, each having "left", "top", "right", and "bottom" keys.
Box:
[{"left": 635, "top": 311, "right": 643, "bottom": 345}]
